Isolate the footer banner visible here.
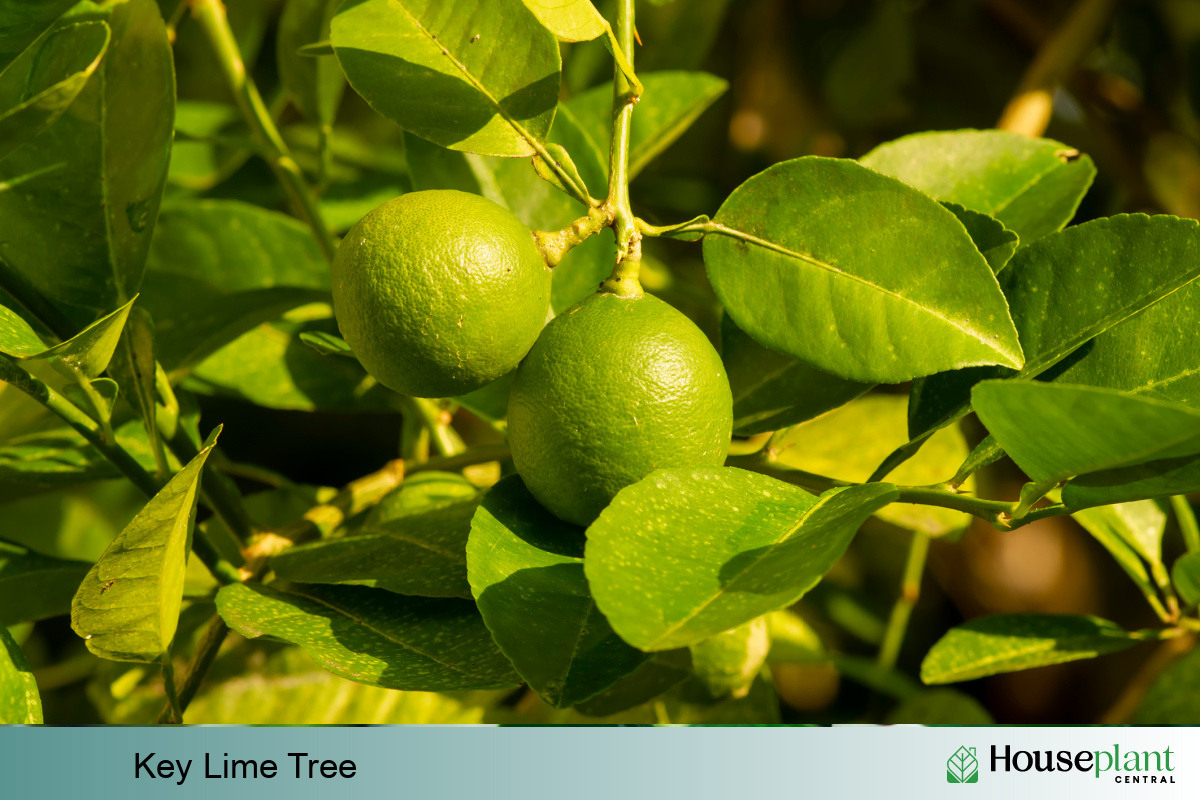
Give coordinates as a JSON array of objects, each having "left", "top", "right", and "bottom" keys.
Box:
[{"left": 0, "top": 725, "right": 1191, "bottom": 799}]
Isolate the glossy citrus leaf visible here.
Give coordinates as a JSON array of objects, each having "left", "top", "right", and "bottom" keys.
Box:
[
  {"left": 330, "top": 0, "right": 561, "bottom": 157},
  {"left": 24, "top": 298, "right": 135, "bottom": 378},
  {"left": 920, "top": 614, "right": 1141, "bottom": 684},
  {"left": 70, "top": 429, "right": 219, "bottom": 663},
  {"left": 1064, "top": 456, "right": 1200, "bottom": 509},
  {"left": 861, "top": 129, "right": 1096, "bottom": 245},
  {"left": 278, "top": 0, "right": 344, "bottom": 127},
  {"left": 564, "top": 70, "right": 728, "bottom": 179},
  {"left": 572, "top": 651, "right": 693, "bottom": 718},
  {"left": 0, "top": 20, "right": 109, "bottom": 162},
  {"left": 1172, "top": 553, "right": 1200, "bottom": 607},
  {"left": 585, "top": 467, "right": 897, "bottom": 650},
  {"left": 689, "top": 616, "right": 769, "bottom": 698},
  {"left": 467, "top": 476, "right": 650, "bottom": 708},
  {"left": 941, "top": 202, "right": 1018, "bottom": 274},
  {"left": 0, "top": 539, "right": 90, "bottom": 626},
  {"left": 1073, "top": 505, "right": 1160, "bottom": 602},
  {"left": 521, "top": 0, "right": 607, "bottom": 42},
  {"left": 271, "top": 496, "right": 479, "bottom": 598},
  {"left": 0, "top": 626, "right": 40, "bottom": 723},
  {"left": 215, "top": 582, "right": 521, "bottom": 691},
  {"left": 0, "top": 0, "right": 174, "bottom": 322},
  {"left": 704, "top": 157, "right": 1023, "bottom": 384},
  {"left": 105, "top": 306, "right": 161, "bottom": 465},
  {"left": 973, "top": 381, "right": 1200, "bottom": 486},
  {"left": 1074, "top": 501, "right": 1166, "bottom": 575},
  {"left": 0, "top": 0, "right": 79, "bottom": 71},
  {"left": 0, "top": 305, "right": 48, "bottom": 357},
  {"left": 721, "top": 314, "right": 872, "bottom": 435}
]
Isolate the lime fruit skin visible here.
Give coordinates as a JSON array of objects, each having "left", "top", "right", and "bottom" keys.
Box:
[
  {"left": 508, "top": 291, "right": 733, "bottom": 526},
  {"left": 332, "top": 190, "right": 551, "bottom": 398}
]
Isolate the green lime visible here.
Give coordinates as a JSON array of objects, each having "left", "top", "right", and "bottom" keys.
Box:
[
  {"left": 507, "top": 291, "right": 733, "bottom": 526},
  {"left": 332, "top": 190, "right": 551, "bottom": 397}
]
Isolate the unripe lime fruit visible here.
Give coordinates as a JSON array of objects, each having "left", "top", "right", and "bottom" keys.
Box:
[
  {"left": 507, "top": 291, "right": 733, "bottom": 526},
  {"left": 332, "top": 190, "right": 551, "bottom": 397}
]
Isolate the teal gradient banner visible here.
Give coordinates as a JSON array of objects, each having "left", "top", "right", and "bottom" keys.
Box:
[{"left": 0, "top": 725, "right": 1193, "bottom": 799}]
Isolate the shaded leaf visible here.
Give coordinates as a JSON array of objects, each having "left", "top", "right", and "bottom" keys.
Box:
[
  {"left": 0, "top": 20, "right": 110, "bottom": 162},
  {"left": 941, "top": 202, "right": 1018, "bottom": 274},
  {"left": 1073, "top": 504, "right": 1161, "bottom": 602},
  {"left": 1074, "top": 501, "right": 1166, "bottom": 575},
  {"left": 585, "top": 467, "right": 896, "bottom": 650},
  {"left": 277, "top": 0, "right": 344, "bottom": 126},
  {"left": 298, "top": 330, "right": 354, "bottom": 357},
  {"left": 468, "top": 476, "right": 649, "bottom": 707},
  {"left": 0, "top": 539, "right": 90, "bottom": 626},
  {"left": 330, "top": 0, "right": 560, "bottom": 157},
  {"left": 885, "top": 688, "right": 994, "bottom": 724},
  {"left": 106, "top": 306, "right": 162, "bottom": 465},
  {"left": 71, "top": 429, "right": 219, "bottom": 662},
  {"left": 272, "top": 495, "right": 479, "bottom": 598},
  {"left": 1134, "top": 647, "right": 1200, "bottom": 723},
  {"left": 216, "top": 582, "right": 520, "bottom": 691},
  {"left": 973, "top": 381, "right": 1200, "bottom": 487},
  {"left": 920, "top": 614, "right": 1141, "bottom": 684},
  {"left": 861, "top": 129, "right": 1095, "bottom": 245},
  {"left": 0, "top": 0, "right": 174, "bottom": 321},
  {"left": 721, "top": 313, "right": 872, "bottom": 435},
  {"left": 0, "top": 626, "right": 40, "bottom": 723},
  {"left": 572, "top": 651, "right": 692, "bottom": 718},
  {"left": 564, "top": 70, "right": 728, "bottom": 179},
  {"left": 1064, "top": 455, "right": 1200, "bottom": 509},
  {"left": 25, "top": 298, "right": 135, "bottom": 378},
  {"left": 0, "top": 0, "right": 80, "bottom": 71},
  {"left": 704, "top": 157, "right": 1022, "bottom": 383},
  {"left": 774, "top": 394, "right": 975, "bottom": 537},
  {"left": 822, "top": 0, "right": 913, "bottom": 128},
  {"left": 1173, "top": 553, "right": 1200, "bottom": 607}
]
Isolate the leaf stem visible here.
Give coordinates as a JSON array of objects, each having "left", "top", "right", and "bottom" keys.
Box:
[
  {"left": 600, "top": 0, "right": 642, "bottom": 298},
  {"left": 161, "top": 661, "right": 183, "bottom": 723},
  {"left": 189, "top": 0, "right": 337, "bottom": 262},
  {"left": 405, "top": 397, "right": 465, "bottom": 457},
  {"left": 1172, "top": 495, "right": 1200, "bottom": 554},
  {"left": 157, "top": 614, "right": 230, "bottom": 724},
  {"left": 406, "top": 442, "right": 512, "bottom": 475},
  {"left": 877, "top": 531, "right": 931, "bottom": 671}
]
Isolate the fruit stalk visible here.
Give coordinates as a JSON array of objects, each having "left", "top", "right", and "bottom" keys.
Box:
[
  {"left": 876, "top": 531, "right": 931, "bottom": 671},
  {"left": 190, "top": 0, "right": 337, "bottom": 262},
  {"left": 600, "top": 0, "right": 642, "bottom": 298}
]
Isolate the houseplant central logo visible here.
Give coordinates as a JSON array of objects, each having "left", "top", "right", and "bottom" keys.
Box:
[{"left": 948, "top": 746, "right": 980, "bottom": 783}]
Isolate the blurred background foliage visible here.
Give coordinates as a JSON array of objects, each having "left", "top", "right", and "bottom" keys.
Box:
[{"left": 9, "top": 0, "right": 1200, "bottom": 723}]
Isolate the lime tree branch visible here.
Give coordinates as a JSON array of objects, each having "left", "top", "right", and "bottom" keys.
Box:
[
  {"left": 189, "top": 0, "right": 337, "bottom": 262},
  {"left": 600, "top": 0, "right": 642, "bottom": 297}
]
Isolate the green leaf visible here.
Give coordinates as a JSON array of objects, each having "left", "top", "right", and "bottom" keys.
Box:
[
  {"left": 215, "top": 582, "right": 521, "bottom": 691},
  {"left": 564, "top": 70, "right": 728, "bottom": 180},
  {"left": 0, "top": 305, "right": 49, "bottom": 357},
  {"left": 277, "top": 0, "right": 345, "bottom": 127},
  {"left": 721, "top": 314, "right": 872, "bottom": 436},
  {"left": 861, "top": 129, "right": 1096, "bottom": 245},
  {"left": 689, "top": 616, "right": 769, "bottom": 698},
  {"left": 585, "top": 467, "right": 897, "bottom": 650},
  {"left": 973, "top": 381, "right": 1200, "bottom": 487},
  {"left": 367, "top": 472, "right": 480, "bottom": 523},
  {"left": 572, "top": 651, "right": 692, "bottom": 717},
  {"left": 941, "top": 202, "right": 1019, "bottom": 274},
  {"left": 0, "top": 625, "right": 40, "bottom": 723},
  {"left": 821, "top": 0, "right": 913, "bottom": 128},
  {"left": 1172, "top": 553, "right": 1200, "bottom": 607},
  {"left": 141, "top": 199, "right": 331, "bottom": 377},
  {"left": 521, "top": 0, "right": 607, "bottom": 42},
  {"left": 298, "top": 330, "right": 355, "bottom": 358},
  {"left": 24, "top": 297, "right": 135, "bottom": 378},
  {"left": 452, "top": 370, "right": 514, "bottom": 424},
  {"left": 271, "top": 495, "right": 479, "bottom": 598},
  {"left": 765, "top": 608, "right": 825, "bottom": 663},
  {"left": 330, "top": 0, "right": 561, "bottom": 157},
  {"left": 0, "top": 0, "right": 80, "bottom": 71},
  {"left": 1073, "top": 504, "right": 1162, "bottom": 601},
  {"left": 885, "top": 689, "right": 994, "bottom": 724},
  {"left": 906, "top": 214, "right": 1200, "bottom": 441},
  {"left": 1074, "top": 501, "right": 1166, "bottom": 575},
  {"left": 531, "top": 142, "right": 591, "bottom": 198},
  {"left": 774, "top": 394, "right": 975, "bottom": 537},
  {"left": 184, "top": 317, "right": 402, "bottom": 413},
  {"left": 467, "top": 476, "right": 649, "bottom": 708},
  {"left": 182, "top": 646, "right": 496, "bottom": 724},
  {"left": 0, "top": 0, "right": 174, "bottom": 321},
  {"left": 0, "top": 418, "right": 158, "bottom": 497},
  {"left": 61, "top": 377, "right": 119, "bottom": 423},
  {"left": 920, "top": 614, "right": 1141, "bottom": 684},
  {"left": 1134, "top": 647, "right": 1200, "bottom": 723},
  {"left": 0, "top": 20, "right": 110, "bottom": 162},
  {"left": 71, "top": 429, "right": 220, "bottom": 662},
  {"left": 0, "top": 539, "right": 91, "bottom": 626},
  {"left": 704, "top": 157, "right": 1023, "bottom": 384},
  {"left": 1063, "top": 456, "right": 1200, "bottom": 509},
  {"left": 106, "top": 306, "right": 162, "bottom": 465}
]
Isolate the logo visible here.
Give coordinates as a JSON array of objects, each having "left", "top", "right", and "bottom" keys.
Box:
[{"left": 948, "top": 746, "right": 979, "bottom": 784}]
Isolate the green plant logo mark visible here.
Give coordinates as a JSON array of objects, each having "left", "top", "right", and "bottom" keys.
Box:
[{"left": 947, "top": 746, "right": 979, "bottom": 783}]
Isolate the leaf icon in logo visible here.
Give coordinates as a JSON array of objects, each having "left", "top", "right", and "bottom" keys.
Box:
[{"left": 947, "top": 746, "right": 979, "bottom": 783}]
